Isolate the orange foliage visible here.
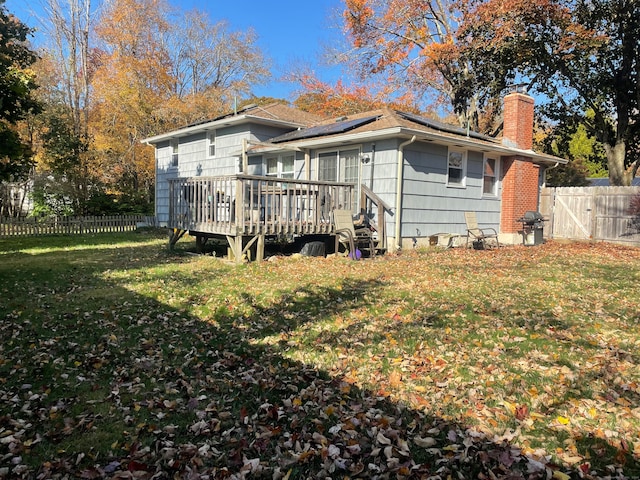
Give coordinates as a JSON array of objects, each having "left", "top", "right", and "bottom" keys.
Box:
[
  {"left": 341, "top": 0, "right": 482, "bottom": 125},
  {"left": 293, "top": 73, "right": 419, "bottom": 118},
  {"left": 89, "top": 0, "right": 177, "bottom": 196}
]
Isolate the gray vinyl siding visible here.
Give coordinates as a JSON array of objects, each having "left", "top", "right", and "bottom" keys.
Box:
[
  {"left": 251, "top": 124, "right": 295, "bottom": 143},
  {"left": 154, "top": 123, "right": 297, "bottom": 223},
  {"left": 154, "top": 132, "right": 239, "bottom": 223},
  {"left": 155, "top": 140, "right": 172, "bottom": 224},
  {"left": 360, "top": 139, "right": 399, "bottom": 232},
  {"left": 400, "top": 143, "right": 501, "bottom": 238},
  {"left": 293, "top": 151, "right": 307, "bottom": 179},
  {"left": 152, "top": 120, "right": 504, "bottom": 240}
]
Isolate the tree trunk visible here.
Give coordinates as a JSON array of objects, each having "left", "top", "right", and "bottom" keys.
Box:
[{"left": 604, "top": 140, "right": 631, "bottom": 186}]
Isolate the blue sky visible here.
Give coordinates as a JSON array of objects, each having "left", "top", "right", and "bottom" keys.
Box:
[{"left": 5, "top": 0, "right": 346, "bottom": 100}]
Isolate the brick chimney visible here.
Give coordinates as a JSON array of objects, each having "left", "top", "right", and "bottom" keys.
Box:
[
  {"left": 500, "top": 90, "right": 540, "bottom": 234},
  {"left": 502, "top": 91, "right": 534, "bottom": 150}
]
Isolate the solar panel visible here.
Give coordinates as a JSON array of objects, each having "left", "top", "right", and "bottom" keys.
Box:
[
  {"left": 270, "top": 115, "right": 380, "bottom": 143},
  {"left": 397, "top": 111, "right": 496, "bottom": 142}
]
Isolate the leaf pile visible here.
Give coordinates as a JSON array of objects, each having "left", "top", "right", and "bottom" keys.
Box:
[{"left": 0, "top": 234, "right": 639, "bottom": 479}]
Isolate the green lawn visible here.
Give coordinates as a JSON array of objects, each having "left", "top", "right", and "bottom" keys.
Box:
[{"left": 1, "top": 231, "right": 639, "bottom": 479}]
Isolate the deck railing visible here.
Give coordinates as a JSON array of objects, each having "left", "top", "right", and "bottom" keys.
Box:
[
  {"left": 360, "top": 184, "right": 393, "bottom": 252},
  {"left": 168, "top": 175, "right": 357, "bottom": 237}
]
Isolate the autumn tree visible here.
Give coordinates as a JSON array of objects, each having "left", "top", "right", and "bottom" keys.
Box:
[
  {"left": 293, "top": 75, "right": 383, "bottom": 117},
  {"left": 340, "top": 0, "right": 499, "bottom": 131},
  {"left": 290, "top": 68, "right": 423, "bottom": 118},
  {"left": 461, "top": 0, "right": 640, "bottom": 186},
  {"left": 89, "top": 0, "right": 173, "bottom": 208},
  {"left": 0, "top": 0, "right": 39, "bottom": 183},
  {"left": 31, "top": 0, "right": 98, "bottom": 214},
  {"left": 90, "top": 0, "right": 271, "bottom": 208},
  {"left": 169, "top": 11, "right": 270, "bottom": 124}
]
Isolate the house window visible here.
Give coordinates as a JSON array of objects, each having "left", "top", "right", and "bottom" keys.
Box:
[
  {"left": 447, "top": 148, "right": 466, "bottom": 186},
  {"left": 483, "top": 156, "right": 498, "bottom": 195},
  {"left": 281, "top": 155, "right": 294, "bottom": 178},
  {"left": 266, "top": 157, "right": 278, "bottom": 177},
  {"left": 318, "top": 148, "right": 360, "bottom": 183},
  {"left": 208, "top": 131, "right": 216, "bottom": 157},
  {"left": 318, "top": 152, "right": 338, "bottom": 182},
  {"left": 341, "top": 149, "right": 359, "bottom": 184},
  {"left": 170, "top": 140, "right": 179, "bottom": 167},
  {"left": 265, "top": 154, "right": 295, "bottom": 178}
]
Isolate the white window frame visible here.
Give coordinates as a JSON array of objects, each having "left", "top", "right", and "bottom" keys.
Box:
[
  {"left": 170, "top": 140, "right": 179, "bottom": 168},
  {"left": 281, "top": 154, "right": 294, "bottom": 178},
  {"left": 446, "top": 148, "right": 467, "bottom": 187},
  {"left": 265, "top": 156, "right": 278, "bottom": 177},
  {"left": 265, "top": 154, "right": 295, "bottom": 179},
  {"left": 318, "top": 151, "right": 338, "bottom": 182},
  {"left": 317, "top": 147, "right": 361, "bottom": 183},
  {"left": 207, "top": 131, "right": 216, "bottom": 158},
  {"left": 482, "top": 155, "right": 499, "bottom": 196}
]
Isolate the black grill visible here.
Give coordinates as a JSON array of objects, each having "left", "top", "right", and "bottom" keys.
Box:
[
  {"left": 517, "top": 211, "right": 545, "bottom": 246},
  {"left": 517, "top": 211, "right": 545, "bottom": 225}
]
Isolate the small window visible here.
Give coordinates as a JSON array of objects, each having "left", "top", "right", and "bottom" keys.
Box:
[
  {"left": 341, "top": 149, "right": 360, "bottom": 184},
  {"left": 208, "top": 131, "right": 216, "bottom": 157},
  {"left": 281, "top": 155, "right": 294, "bottom": 179},
  {"left": 318, "top": 152, "right": 338, "bottom": 182},
  {"left": 170, "top": 140, "right": 179, "bottom": 167},
  {"left": 318, "top": 148, "right": 361, "bottom": 183},
  {"left": 447, "top": 149, "right": 466, "bottom": 186},
  {"left": 265, "top": 154, "right": 295, "bottom": 178},
  {"left": 483, "top": 156, "right": 498, "bottom": 195},
  {"left": 266, "top": 157, "right": 278, "bottom": 177}
]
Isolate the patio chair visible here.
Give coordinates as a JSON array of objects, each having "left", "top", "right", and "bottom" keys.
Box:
[
  {"left": 465, "top": 211, "right": 500, "bottom": 249},
  {"left": 334, "top": 209, "right": 376, "bottom": 258}
]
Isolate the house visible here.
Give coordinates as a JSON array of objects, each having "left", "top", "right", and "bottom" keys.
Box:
[
  {"left": 0, "top": 179, "right": 33, "bottom": 217},
  {"left": 142, "top": 91, "right": 567, "bottom": 260},
  {"left": 588, "top": 177, "right": 640, "bottom": 187}
]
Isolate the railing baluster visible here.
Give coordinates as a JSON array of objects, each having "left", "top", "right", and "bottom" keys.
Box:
[{"left": 167, "top": 174, "right": 360, "bottom": 239}]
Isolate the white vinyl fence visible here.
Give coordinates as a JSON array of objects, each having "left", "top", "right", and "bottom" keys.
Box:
[{"left": 539, "top": 186, "right": 640, "bottom": 246}]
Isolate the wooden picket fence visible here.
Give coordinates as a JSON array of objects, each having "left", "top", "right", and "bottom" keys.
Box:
[{"left": 0, "top": 215, "right": 157, "bottom": 237}]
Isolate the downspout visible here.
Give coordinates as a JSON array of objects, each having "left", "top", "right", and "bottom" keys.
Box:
[
  {"left": 368, "top": 143, "right": 376, "bottom": 218},
  {"left": 369, "top": 143, "right": 376, "bottom": 191},
  {"left": 541, "top": 162, "right": 559, "bottom": 187},
  {"left": 541, "top": 162, "right": 560, "bottom": 240},
  {"left": 395, "top": 136, "right": 416, "bottom": 251},
  {"left": 241, "top": 138, "right": 248, "bottom": 173}
]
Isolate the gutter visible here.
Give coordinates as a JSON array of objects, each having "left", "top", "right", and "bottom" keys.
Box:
[
  {"left": 141, "top": 115, "right": 309, "bottom": 144},
  {"left": 395, "top": 136, "right": 416, "bottom": 251},
  {"left": 261, "top": 127, "right": 566, "bottom": 166}
]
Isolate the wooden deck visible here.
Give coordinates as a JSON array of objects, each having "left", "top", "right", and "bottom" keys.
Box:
[{"left": 169, "top": 175, "right": 365, "bottom": 261}]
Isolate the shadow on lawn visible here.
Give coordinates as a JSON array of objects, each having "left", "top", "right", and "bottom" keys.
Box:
[{"left": 0, "top": 241, "right": 636, "bottom": 479}]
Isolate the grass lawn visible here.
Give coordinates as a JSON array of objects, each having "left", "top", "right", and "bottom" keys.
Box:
[{"left": 1, "top": 230, "right": 639, "bottom": 479}]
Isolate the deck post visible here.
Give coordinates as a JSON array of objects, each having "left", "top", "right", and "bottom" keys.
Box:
[
  {"left": 235, "top": 178, "right": 244, "bottom": 231},
  {"left": 168, "top": 175, "right": 359, "bottom": 256},
  {"left": 256, "top": 234, "right": 265, "bottom": 262},
  {"left": 224, "top": 235, "right": 242, "bottom": 263},
  {"left": 235, "top": 235, "right": 243, "bottom": 264},
  {"left": 226, "top": 235, "right": 238, "bottom": 262}
]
